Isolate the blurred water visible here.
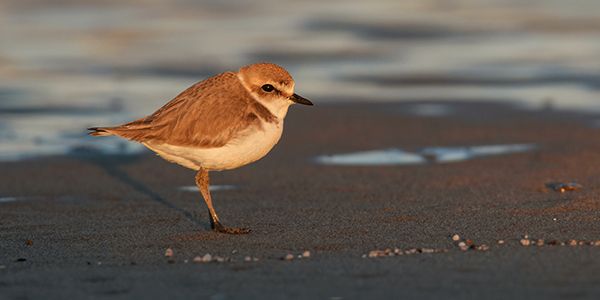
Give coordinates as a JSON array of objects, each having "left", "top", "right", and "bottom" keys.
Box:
[{"left": 0, "top": 0, "right": 599, "bottom": 160}]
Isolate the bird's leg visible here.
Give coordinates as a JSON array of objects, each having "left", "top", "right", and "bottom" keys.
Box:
[
  {"left": 195, "top": 169, "right": 250, "bottom": 234},
  {"left": 195, "top": 168, "right": 220, "bottom": 226}
]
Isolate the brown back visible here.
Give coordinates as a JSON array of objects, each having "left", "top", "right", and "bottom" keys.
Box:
[{"left": 107, "top": 72, "right": 276, "bottom": 148}]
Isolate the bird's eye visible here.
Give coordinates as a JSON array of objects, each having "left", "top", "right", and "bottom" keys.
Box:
[{"left": 261, "top": 84, "right": 275, "bottom": 92}]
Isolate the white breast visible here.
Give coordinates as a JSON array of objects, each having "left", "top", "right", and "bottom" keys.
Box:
[{"left": 144, "top": 120, "right": 284, "bottom": 171}]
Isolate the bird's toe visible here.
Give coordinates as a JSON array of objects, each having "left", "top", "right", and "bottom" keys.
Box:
[{"left": 213, "top": 225, "right": 251, "bottom": 235}]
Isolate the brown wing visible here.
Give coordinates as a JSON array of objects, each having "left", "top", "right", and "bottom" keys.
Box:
[{"left": 100, "top": 72, "right": 275, "bottom": 148}]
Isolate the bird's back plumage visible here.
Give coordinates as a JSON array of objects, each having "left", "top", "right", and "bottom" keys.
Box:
[{"left": 89, "top": 72, "right": 276, "bottom": 148}]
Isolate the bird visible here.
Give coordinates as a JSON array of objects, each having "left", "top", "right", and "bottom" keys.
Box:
[{"left": 88, "top": 63, "right": 313, "bottom": 234}]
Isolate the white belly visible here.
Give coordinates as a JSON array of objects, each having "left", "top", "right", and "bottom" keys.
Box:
[{"left": 144, "top": 121, "right": 284, "bottom": 171}]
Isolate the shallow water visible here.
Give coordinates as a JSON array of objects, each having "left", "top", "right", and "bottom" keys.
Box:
[
  {"left": 0, "top": 0, "right": 599, "bottom": 160},
  {"left": 315, "top": 144, "right": 536, "bottom": 166}
]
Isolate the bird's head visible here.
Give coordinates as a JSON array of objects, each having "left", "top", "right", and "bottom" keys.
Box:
[{"left": 237, "top": 63, "right": 312, "bottom": 118}]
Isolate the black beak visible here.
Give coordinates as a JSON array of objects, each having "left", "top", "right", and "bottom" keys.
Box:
[{"left": 289, "top": 93, "right": 313, "bottom": 106}]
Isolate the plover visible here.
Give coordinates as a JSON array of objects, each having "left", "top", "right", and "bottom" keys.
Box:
[{"left": 89, "top": 63, "right": 313, "bottom": 234}]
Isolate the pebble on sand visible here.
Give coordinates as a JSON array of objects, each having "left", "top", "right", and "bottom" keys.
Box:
[
  {"left": 476, "top": 244, "right": 490, "bottom": 251},
  {"left": 546, "top": 182, "right": 582, "bottom": 193},
  {"left": 244, "top": 256, "right": 259, "bottom": 262},
  {"left": 192, "top": 254, "right": 214, "bottom": 263},
  {"left": 202, "top": 254, "right": 213, "bottom": 262},
  {"left": 368, "top": 250, "right": 381, "bottom": 258},
  {"left": 367, "top": 247, "right": 446, "bottom": 258},
  {"left": 452, "top": 236, "right": 489, "bottom": 252},
  {"left": 165, "top": 248, "right": 174, "bottom": 258},
  {"left": 405, "top": 248, "right": 417, "bottom": 254}
]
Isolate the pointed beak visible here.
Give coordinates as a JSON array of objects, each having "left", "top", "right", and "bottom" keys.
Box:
[{"left": 289, "top": 93, "right": 313, "bottom": 106}]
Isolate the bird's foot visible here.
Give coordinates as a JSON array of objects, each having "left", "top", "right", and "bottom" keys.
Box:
[{"left": 212, "top": 222, "right": 251, "bottom": 235}]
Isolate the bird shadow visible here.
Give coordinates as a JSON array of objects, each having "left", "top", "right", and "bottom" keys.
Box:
[{"left": 78, "top": 153, "right": 207, "bottom": 228}]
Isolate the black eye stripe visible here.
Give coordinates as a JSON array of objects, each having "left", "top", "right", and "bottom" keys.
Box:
[{"left": 261, "top": 84, "right": 275, "bottom": 92}]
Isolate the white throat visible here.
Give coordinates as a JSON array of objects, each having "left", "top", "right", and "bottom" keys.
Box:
[{"left": 260, "top": 97, "right": 292, "bottom": 120}]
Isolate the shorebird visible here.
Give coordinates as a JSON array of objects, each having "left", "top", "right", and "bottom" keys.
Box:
[{"left": 88, "top": 63, "right": 313, "bottom": 234}]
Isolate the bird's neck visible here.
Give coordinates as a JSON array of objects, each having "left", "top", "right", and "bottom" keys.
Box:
[
  {"left": 265, "top": 101, "right": 291, "bottom": 121},
  {"left": 251, "top": 95, "right": 291, "bottom": 122}
]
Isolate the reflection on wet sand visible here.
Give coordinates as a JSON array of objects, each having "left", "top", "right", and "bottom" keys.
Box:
[
  {"left": 0, "top": 197, "right": 18, "bottom": 203},
  {"left": 315, "top": 149, "right": 426, "bottom": 166},
  {"left": 179, "top": 185, "right": 237, "bottom": 192},
  {"left": 315, "top": 144, "right": 536, "bottom": 166}
]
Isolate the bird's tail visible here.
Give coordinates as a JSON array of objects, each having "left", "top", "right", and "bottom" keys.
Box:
[{"left": 87, "top": 127, "right": 115, "bottom": 137}]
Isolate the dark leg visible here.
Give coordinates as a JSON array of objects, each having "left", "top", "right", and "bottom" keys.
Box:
[{"left": 195, "top": 168, "right": 250, "bottom": 234}]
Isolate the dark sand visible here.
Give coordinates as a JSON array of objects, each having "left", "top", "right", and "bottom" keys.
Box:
[{"left": 2, "top": 102, "right": 600, "bottom": 299}]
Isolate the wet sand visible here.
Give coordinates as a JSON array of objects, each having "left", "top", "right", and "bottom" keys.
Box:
[{"left": 2, "top": 102, "right": 600, "bottom": 299}]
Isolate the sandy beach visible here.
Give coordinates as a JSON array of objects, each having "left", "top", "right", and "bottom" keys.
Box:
[
  {"left": 2, "top": 0, "right": 600, "bottom": 298},
  {"left": 2, "top": 101, "right": 600, "bottom": 299}
]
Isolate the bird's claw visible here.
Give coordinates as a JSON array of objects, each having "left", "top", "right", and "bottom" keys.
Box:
[{"left": 212, "top": 223, "right": 251, "bottom": 235}]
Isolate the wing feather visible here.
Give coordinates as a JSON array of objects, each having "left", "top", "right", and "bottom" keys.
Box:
[{"left": 102, "top": 72, "right": 274, "bottom": 148}]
